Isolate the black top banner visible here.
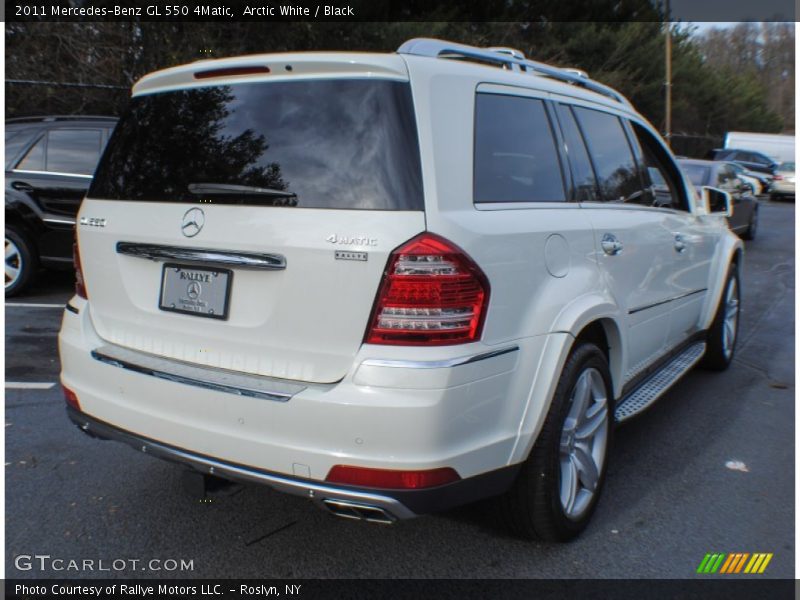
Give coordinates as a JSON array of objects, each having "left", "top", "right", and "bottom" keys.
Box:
[{"left": 4, "top": 0, "right": 797, "bottom": 22}]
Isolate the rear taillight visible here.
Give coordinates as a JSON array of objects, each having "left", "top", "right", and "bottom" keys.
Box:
[
  {"left": 73, "top": 238, "right": 87, "bottom": 299},
  {"left": 773, "top": 174, "right": 783, "bottom": 181},
  {"left": 326, "top": 465, "right": 461, "bottom": 489},
  {"left": 365, "top": 233, "right": 489, "bottom": 346},
  {"left": 62, "top": 384, "right": 81, "bottom": 411}
]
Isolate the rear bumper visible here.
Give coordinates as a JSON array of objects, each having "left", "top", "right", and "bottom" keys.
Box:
[
  {"left": 66, "top": 406, "right": 520, "bottom": 519},
  {"left": 770, "top": 181, "right": 795, "bottom": 195},
  {"left": 59, "top": 298, "right": 552, "bottom": 517}
]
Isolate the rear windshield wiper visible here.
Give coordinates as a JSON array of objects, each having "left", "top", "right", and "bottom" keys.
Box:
[{"left": 188, "top": 183, "right": 297, "bottom": 198}]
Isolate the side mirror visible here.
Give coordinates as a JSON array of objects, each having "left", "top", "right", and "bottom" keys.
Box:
[{"left": 703, "top": 186, "right": 732, "bottom": 217}]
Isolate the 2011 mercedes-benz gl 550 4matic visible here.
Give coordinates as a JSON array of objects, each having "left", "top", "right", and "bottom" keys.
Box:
[{"left": 59, "top": 39, "right": 742, "bottom": 542}]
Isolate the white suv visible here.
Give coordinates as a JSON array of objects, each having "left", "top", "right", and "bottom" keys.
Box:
[{"left": 59, "top": 38, "right": 742, "bottom": 541}]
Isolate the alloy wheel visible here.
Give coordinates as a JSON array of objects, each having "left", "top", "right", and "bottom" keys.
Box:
[
  {"left": 559, "top": 367, "right": 609, "bottom": 520},
  {"left": 5, "top": 236, "right": 22, "bottom": 290}
]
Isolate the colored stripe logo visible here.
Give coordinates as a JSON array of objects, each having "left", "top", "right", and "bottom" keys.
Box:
[{"left": 697, "top": 553, "right": 773, "bottom": 574}]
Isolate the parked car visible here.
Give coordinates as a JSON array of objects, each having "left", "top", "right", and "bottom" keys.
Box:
[
  {"left": 728, "top": 162, "right": 769, "bottom": 196},
  {"left": 60, "top": 39, "right": 742, "bottom": 542},
  {"left": 770, "top": 162, "right": 795, "bottom": 200},
  {"left": 724, "top": 131, "right": 794, "bottom": 164},
  {"left": 706, "top": 148, "right": 778, "bottom": 177},
  {"left": 5, "top": 116, "right": 117, "bottom": 295},
  {"left": 678, "top": 159, "right": 759, "bottom": 240}
]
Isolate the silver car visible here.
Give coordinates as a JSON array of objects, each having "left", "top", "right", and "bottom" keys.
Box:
[{"left": 770, "top": 162, "right": 795, "bottom": 200}]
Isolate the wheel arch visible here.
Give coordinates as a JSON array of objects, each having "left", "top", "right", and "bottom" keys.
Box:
[
  {"left": 508, "top": 298, "right": 625, "bottom": 465},
  {"left": 700, "top": 234, "right": 744, "bottom": 331}
]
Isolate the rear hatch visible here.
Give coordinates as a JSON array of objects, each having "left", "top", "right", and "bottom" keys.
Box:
[{"left": 79, "top": 56, "right": 425, "bottom": 384}]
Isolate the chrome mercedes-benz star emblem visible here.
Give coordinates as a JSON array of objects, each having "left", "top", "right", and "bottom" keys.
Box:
[
  {"left": 186, "top": 281, "right": 201, "bottom": 299},
  {"left": 181, "top": 208, "right": 205, "bottom": 238}
]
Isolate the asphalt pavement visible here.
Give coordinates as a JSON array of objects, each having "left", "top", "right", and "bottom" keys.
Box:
[{"left": 5, "top": 201, "right": 795, "bottom": 579}]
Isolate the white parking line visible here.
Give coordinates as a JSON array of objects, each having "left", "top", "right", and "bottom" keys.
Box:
[
  {"left": 5, "top": 302, "right": 64, "bottom": 308},
  {"left": 5, "top": 382, "right": 56, "bottom": 390}
]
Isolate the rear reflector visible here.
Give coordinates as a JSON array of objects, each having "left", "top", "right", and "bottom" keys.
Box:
[
  {"left": 62, "top": 385, "right": 81, "bottom": 411},
  {"left": 365, "top": 233, "right": 489, "bottom": 345},
  {"left": 326, "top": 465, "right": 460, "bottom": 489},
  {"left": 73, "top": 239, "right": 87, "bottom": 299},
  {"left": 194, "top": 66, "right": 271, "bottom": 79}
]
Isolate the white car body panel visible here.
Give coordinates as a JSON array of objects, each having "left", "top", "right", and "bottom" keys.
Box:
[{"left": 59, "top": 44, "right": 743, "bottom": 519}]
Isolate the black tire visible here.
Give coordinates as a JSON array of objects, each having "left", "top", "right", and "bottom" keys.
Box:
[
  {"left": 700, "top": 266, "right": 740, "bottom": 371},
  {"left": 741, "top": 208, "right": 757, "bottom": 241},
  {"left": 497, "top": 342, "right": 613, "bottom": 542},
  {"left": 5, "top": 226, "right": 37, "bottom": 297}
]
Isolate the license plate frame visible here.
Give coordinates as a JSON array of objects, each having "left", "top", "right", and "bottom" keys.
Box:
[{"left": 158, "top": 263, "right": 233, "bottom": 320}]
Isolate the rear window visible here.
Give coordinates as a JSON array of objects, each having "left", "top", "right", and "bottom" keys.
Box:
[
  {"left": 90, "top": 79, "right": 423, "bottom": 210},
  {"left": 679, "top": 163, "right": 710, "bottom": 187}
]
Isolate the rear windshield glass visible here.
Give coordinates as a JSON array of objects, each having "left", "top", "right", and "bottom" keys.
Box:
[
  {"left": 90, "top": 79, "right": 423, "bottom": 210},
  {"left": 680, "top": 164, "right": 710, "bottom": 187}
]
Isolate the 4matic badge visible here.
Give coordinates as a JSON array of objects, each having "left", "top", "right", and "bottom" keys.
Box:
[{"left": 325, "top": 234, "right": 378, "bottom": 247}]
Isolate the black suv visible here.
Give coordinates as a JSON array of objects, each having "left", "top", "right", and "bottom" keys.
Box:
[
  {"left": 707, "top": 148, "right": 778, "bottom": 177},
  {"left": 5, "top": 116, "right": 117, "bottom": 296}
]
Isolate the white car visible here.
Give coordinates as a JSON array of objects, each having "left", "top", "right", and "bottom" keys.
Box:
[
  {"left": 770, "top": 162, "right": 795, "bottom": 199},
  {"left": 59, "top": 38, "right": 742, "bottom": 542}
]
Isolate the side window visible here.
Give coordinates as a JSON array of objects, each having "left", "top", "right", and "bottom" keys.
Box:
[
  {"left": 474, "top": 93, "right": 566, "bottom": 203},
  {"left": 46, "top": 129, "right": 103, "bottom": 175},
  {"left": 554, "top": 104, "right": 599, "bottom": 202},
  {"left": 16, "top": 135, "right": 46, "bottom": 171},
  {"left": 629, "top": 122, "right": 687, "bottom": 211},
  {"left": 718, "top": 165, "right": 735, "bottom": 187},
  {"left": 572, "top": 107, "right": 640, "bottom": 203}
]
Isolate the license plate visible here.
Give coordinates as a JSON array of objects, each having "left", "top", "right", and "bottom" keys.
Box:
[{"left": 159, "top": 264, "right": 232, "bottom": 320}]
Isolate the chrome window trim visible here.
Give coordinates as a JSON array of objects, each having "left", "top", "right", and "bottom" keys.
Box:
[
  {"left": 42, "top": 217, "right": 77, "bottom": 225},
  {"left": 11, "top": 168, "right": 94, "bottom": 179},
  {"left": 475, "top": 202, "right": 578, "bottom": 211},
  {"left": 116, "top": 242, "right": 286, "bottom": 270},
  {"left": 91, "top": 344, "right": 305, "bottom": 402},
  {"left": 578, "top": 202, "right": 689, "bottom": 216},
  {"left": 361, "top": 345, "right": 519, "bottom": 370}
]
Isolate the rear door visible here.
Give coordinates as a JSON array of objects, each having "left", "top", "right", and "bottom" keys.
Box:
[
  {"left": 79, "top": 74, "right": 426, "bottom": 384},
  {"left": 556, "top": 104, "right": 676, "bottom": 378}
]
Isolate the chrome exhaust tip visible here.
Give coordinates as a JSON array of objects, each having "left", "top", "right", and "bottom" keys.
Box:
[{"left": 322, "top": 499, "right": 396, "bottom": 524}]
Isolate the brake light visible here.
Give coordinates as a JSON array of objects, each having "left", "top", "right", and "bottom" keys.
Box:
[
  {"left": 326, "top": 465, "right": 460, "bottom": 489},
  {"left": 773, "top": 174, "right": 783, "bottom": 181},
  {"left": 62, "top": 384, "right": 81, "bottom": 411},
  {"left": 73, "top": 238, "right": 87, "bottom": 299},
  {"left": 365, "top": 233, "right": 489, "bottom": 346},
  {"left": 194, "top": 66, "right": 271, "bottom": 79}
]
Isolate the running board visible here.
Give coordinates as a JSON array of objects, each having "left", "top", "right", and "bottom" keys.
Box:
[{"left": 614, "top": 342, "right": 706, "bottom": 422}]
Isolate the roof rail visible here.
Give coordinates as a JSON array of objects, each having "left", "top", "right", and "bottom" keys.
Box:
[
  {"left": 5, "top": 115, "right": 118, "bottom": 124},
  {"left": 397, "top": 38, "right": 630, "bottom": 106}
]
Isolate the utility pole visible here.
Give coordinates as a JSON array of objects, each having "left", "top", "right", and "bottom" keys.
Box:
[{"left": 664, "top": 0, "right": 672, "bottom": 147}]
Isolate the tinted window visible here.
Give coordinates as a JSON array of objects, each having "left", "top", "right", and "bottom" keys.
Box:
[
  {"left": 573, "top": 107, "right": 640, "bottom": 203},
  {"left": 717, "top": 165, "right": 736, "bottom": 186},
  {"left": 16, "top": 135, "right": 45, "bottom": 171},
  {"left": 6, "top": 128, "right": 39, "bottom": 169},
  {"left": 474, "top": 94, "right": 565, "bottom": 203},
  {"left": 91, "top": 80, "right": 423, "bottom": 210},
  {"left": 680, "top": 163, "right": 711, "bottom": 187},
  {"left": 47, "top": 129, "right": 103, "bottom": 175},
  {"left": 555, "top": 104, "right": 598, "bottom": 202},
  {"left": 630, "top": 123, "right": 686, "bottom": 210}
]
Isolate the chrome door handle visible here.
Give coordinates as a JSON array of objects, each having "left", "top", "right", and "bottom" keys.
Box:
[
  {"left": 674, "top": 233, "right": 687, "bottom": 253},
  {"left": 601, "top": 233, "right": 623, "bottom": 256}
]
